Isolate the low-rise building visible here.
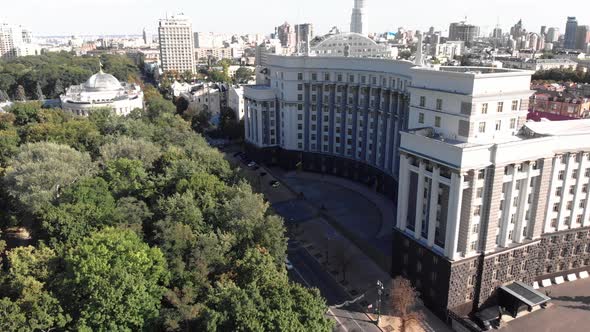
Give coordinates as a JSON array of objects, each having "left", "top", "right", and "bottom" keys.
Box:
[
  {"left": 501, "top": 58, "right": 578, "bottom": 71},
  {"left": 228, "top": 85, "right": 245, "bottom": 120},
  {"left": 60, "top": 68, "right": 144, "bottom": 116},
  {"left": 531, "top": 90, "right": 590, "bottom": 119}
]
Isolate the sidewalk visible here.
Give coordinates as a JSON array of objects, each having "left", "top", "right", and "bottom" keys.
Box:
[{"left": 294, "top": 217, "right": 450, "bottom": 332}]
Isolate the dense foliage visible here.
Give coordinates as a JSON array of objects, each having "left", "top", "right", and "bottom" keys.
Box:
[
  {"left": 0, "top": 87, "right": 332, "bottom": 331},
  {"left": 0, "top": 52, "right": 140, "bottom": 100},
  {"left": 532, "top": 69, "right": 590, "bottom": 83}
]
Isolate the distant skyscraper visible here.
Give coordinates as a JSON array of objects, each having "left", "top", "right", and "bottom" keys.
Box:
[
  {"left": 350, "top": 0, "right": 368, "bottom": 35},
  {"left": 448, "top": 22, "right": 480, "bottom": 44},
  {"left": 277, "top": 22, "right": 295, "bottom": 49},
  {"left": 540, "top": 26, "right": 547, "bottom": 36},
  {"left": 492, "top": 26, "right": 503, "bottom": 38},
  {"left": 546, "top": 27, "right": 559, "bottom": 43},
  {"left": 575, "top": 25, "right": 590, "bottom": 50},
  {"left": 295, "top": 23, "right": 314, "bottom": 54},
  {"left": 564, "top": 16, "right": 578, "bottom": 49},
  {"left": 142, "top": 28, "right": 148, "bottom": 45},
  {"left": 510, "top": 19, "right": 525, "bottom": 38},
  {"left": 158, "top": 14, "right": 195, "bottom": 73}
]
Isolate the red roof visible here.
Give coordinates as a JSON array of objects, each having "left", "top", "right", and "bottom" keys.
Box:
[{"left": 527, "top": 111, "right": 578, "bottom": 122}]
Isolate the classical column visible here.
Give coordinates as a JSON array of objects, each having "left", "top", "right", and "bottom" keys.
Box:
[
  {"left": 427, "top": 167, "right": 440, "bottom": 247},
  {"left": 543, "top": 157, "right": 560, "bottom": 234},
  {"left": 444, "top": 172, "right": 464, "bottom": 259},
  {"left": 557, "top": 154, "right": 574, "bottom": 231},
  {"left": 569, "top": 154, "right": 586, "bottom": 228},
  {"left": 414, "top": 162, "right": 426, "bottom": 240},
  {"left": 397, "top": 154, "right": 411, "bottom": 230},
  {"left": 499, "top": 166, "right": 519, "bottom": 248},
  {"left": 514, "top": 163, "right": 533, "bottom": 243}
]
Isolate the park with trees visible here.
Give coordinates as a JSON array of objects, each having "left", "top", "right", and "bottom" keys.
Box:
[
  {"left": 0, "top": 82, "right": 332, "bottom": 331},
  {"left": 0, "top": 52, "right": 141, "bottom": 101}
]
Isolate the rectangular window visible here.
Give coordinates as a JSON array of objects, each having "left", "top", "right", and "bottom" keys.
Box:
[
  {"left": 419, "top": 96, "right": 426, "bottom": 107},
  {"left": 418, "top": 113, "right": 425, "bottom": 124},
  {"left": 495, "top": 120, "right": 502, "bottom": 131},
  {"left": 298, "top": 72, "right": 303, "bottom": 80},
  {"left": 497, "top": 102, "right": 504, "bottom": 113},
  {"left": 510, "top": 118, "right": 517, "bottom": 129},
  {"left": 477, "top": 187, "right": 484, "bottom": 198},
  {"left": 297, "top": 94, "right": 303, "bottom": 101},
  {"left": 458, "top": 120, "right": 470, "bottom": 137},
  {"left": 478, "top": 122, "right": 486, "bottom": 133},
  {"left": 461, "top": 102, "right": 472, "bottom": 115},
  {"left": 311, "top": 73, "right": 317, "bottom": 81},
  {"left": 481, "top": 103, "right": 488, "bottom": 114},
  {"left": 559, "top": 171, "right": 565, "bottom": 180},
  {"left": 297, "top": 84, "right": 303, "bottom": 91},
  {"left": 436, "top": 99, "right": 443, "bottom": 111},
  {"left": 512, "top": 100, "right": 519, "bottom": 111},
  {"left": 435, "top": 116, "right": 441, "bottom": 128}
]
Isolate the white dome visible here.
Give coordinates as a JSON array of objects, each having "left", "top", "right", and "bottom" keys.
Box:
[{"left": 84, "top": 71, "right": 122, "bottom": 91}]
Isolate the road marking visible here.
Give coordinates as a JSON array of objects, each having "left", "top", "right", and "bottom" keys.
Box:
[{"left": 292, "top": 263, "right": 349, "bottom": 332}]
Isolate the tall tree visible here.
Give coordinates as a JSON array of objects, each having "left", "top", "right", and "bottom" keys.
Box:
[
  {"left": 15, "top": 85, "right": 26, "bottom": 101},
  {"left": 34, "top": 82, "right": 45, "bottom": 101},
  {"left": 0, "top": 89, "right": 9, "bottom": 101},
  {"left": 53, "top": 78, "right": 64, "bottom": 97},
  {"left": 390, "top": 276, "right": 424, "bottom": 332},
  {"left": 0, "top": 246, "right": 71, "bottom": 331},
  {"left": 61, "top": 228, "right": 169, "bottom": 331},
  {"left": 3, "top": 142, "right": 96, "bottom": 213}
]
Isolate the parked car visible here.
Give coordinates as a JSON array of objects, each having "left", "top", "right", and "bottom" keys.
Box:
[
  {"left": 285, "top": 258, "right": 293, "bottom": 270},
  {"left": 247, "top": 161, "right": 257, "bottom": 167},
  {"left": 270, "top": 180, "right": 280, "bottom": 188}
]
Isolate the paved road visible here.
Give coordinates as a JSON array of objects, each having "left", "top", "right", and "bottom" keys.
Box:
[{"left": 288, "top": 241, "right": 382, "bottom": 332}]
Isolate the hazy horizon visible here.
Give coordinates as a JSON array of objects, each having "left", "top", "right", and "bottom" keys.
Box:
[{"left": 2, "top": 0, "right": 589, "bottom": 37}]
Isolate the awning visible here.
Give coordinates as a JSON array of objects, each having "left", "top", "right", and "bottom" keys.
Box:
[{"left": 499, "top": 281, "right": 551, "bottom": 307}]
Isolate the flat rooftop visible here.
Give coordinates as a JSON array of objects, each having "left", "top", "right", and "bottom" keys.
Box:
[
  {"left": 524, "top": 118, "right": 590, "bottom": 136},
  {"left": 437, "top": 66, "right": 519, "bottom": 74}
]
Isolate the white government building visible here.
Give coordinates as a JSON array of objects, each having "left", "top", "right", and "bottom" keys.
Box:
[
  {"left": 243, "top": 54, "right": 590, "bottom": 322},
  {"left": 60, "top": 68, "right": 144, "bottom": 116}
]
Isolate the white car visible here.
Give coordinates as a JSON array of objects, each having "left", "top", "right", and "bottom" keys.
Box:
[
  {"left": 247, "top": 161, "right": 257, "bottom": 167},
  {"left": 285, "top": 258, "right": 293, "bottom": 270}
]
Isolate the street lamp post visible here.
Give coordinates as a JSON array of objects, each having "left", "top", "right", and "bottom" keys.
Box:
[{"left": 376, "top": 280, "right": 384, "bottom": 326}]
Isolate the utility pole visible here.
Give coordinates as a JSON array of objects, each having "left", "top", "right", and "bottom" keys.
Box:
[{"left": 376, "top": 280, "right": 384, "bottom": 326}]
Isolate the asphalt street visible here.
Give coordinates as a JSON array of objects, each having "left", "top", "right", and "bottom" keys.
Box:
[{"left": 287, "top": 241, "right": 382, "bottom": 332}]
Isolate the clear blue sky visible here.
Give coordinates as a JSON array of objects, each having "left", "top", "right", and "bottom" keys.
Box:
[{"left": 2, "top": 0, "right": 589, "bottom": 37}]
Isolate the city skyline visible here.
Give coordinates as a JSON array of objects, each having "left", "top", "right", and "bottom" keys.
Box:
[{"left": 2, "top": 0, "right": 590, "bottom": 37}]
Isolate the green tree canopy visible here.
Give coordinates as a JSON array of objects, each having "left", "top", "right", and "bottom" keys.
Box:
[
  {"left": 3, "top": 142, "right": 96, "bottom": 213},
  {"left": 62, "top": 228, "right": 169, "bottom": 331}
]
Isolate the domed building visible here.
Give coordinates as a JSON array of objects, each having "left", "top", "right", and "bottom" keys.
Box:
[{"left": 60, "top": 68, "right": 144, "bottom": 116}]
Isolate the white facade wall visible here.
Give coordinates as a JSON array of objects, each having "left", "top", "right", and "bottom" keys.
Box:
[
  {"left": 158, "top": 15, "right": 195, "bottom": 73},
  {"left": 244, "top": 55, "right": 414, "bottom": 177}
]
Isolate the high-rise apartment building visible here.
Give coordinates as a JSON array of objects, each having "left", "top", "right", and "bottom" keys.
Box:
[
  {"left": 158, "top": 14, "right": 195, "bottom": 73},
  {"left": 294, "top": 23, "right": 314, "bottom": 54},
  {"left": 547, "top": 27, "right": 560, "bottom": 43},
  {"left": 564, "top": 16, "right": 578, "bottom": 49},
  {"left": 0, "top": 23, "right": 38, "bottom": 59},
  {"left": 448, "top": 22, "right": 480, "bottom": 44},
  {"left": 277, "top": 22, "right": 296, "bottom": 49},
  {"left": 576, "top": 25, "right": 590, "bottom": 51},
  {"left": 350, "top": 0, "right": 368, "bottom": 35}
]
